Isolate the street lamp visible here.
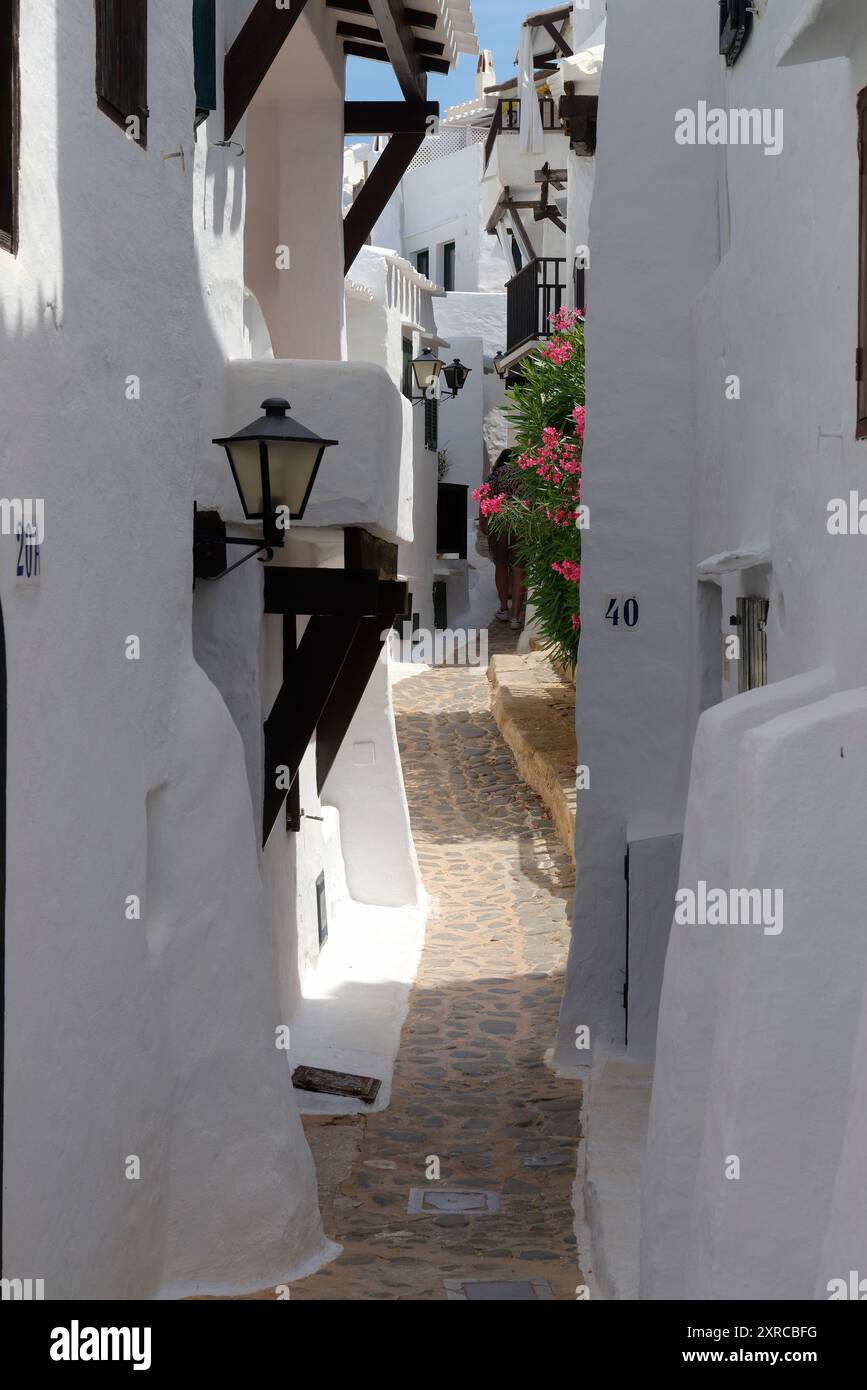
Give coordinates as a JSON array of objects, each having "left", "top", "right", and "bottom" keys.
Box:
[
  {"left": 411, "top": 347, "right": 445, "bottom": 398},
  {"left": 214, "top": 397, "right": 336, "bottom": 540},
  {"left": 194, "top": 397, "right": 337, "bottom": 581},
  {"left": 443, "top": 358, "right": 472, "bottom": 398}
]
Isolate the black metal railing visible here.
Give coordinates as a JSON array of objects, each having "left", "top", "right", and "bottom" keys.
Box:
[
  {"left": 484, "top": 97, "right": 558, "bottom": 171},
  {"left": 506, "top": 257, "right": 567, "bottom": 352}
]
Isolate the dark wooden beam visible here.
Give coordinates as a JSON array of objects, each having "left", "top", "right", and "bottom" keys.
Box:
[
  {"left": 224, "top": 0, "right": 311, "bottom": 141},
  {"left": 414, "top": 36, "right": 445, "bottom": 56},
  {"left": 344, "top": 99, "right": 438, "bottom": 134},
  {"left": 264, "top": 567, "right": 380, "bottom": 617},
  {"left": 326, "top": 0, "right": 437, "bottom": 30},
  {"left": 368, "top": 0, "right": 427, "bottom": 103},
  {"left": 535, "top": 166, "right": 568, "bottom": 187},
  {"left": 263, "top": 615, "right": 360, "bottom": 845},
  {"left": 343, "top": 130, "right": 425, "bottom": 272},
  {"left": 338, "top": 22, "right": 443, "bottom": 57},
  {"left": 316, "top": 581, "right": 408, "bottom": 792},
  {"left": 419, "top": 54, "right": 449, "bottom": 75},
  {"left": 526, "top": 5, "right": 572, "bottom": 26},
  {"left": 344, "top": 527, "right": 398, "bottom": 579},
  {"left": 336, "top": 20, "right": 382, "bottom": 42},
  {"left": 540, "top": 19, "right": 573, "bottom": 58},
  {"left": 483, "top": 99, "right": 503, "bottom": 173},
  {"left": 344, "top": 39, "right": 390, "bottom": 62}
]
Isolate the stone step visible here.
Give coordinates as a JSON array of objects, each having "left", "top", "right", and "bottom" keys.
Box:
[{"left": 487, "top": 653, "right": 577, "bottom": 863}]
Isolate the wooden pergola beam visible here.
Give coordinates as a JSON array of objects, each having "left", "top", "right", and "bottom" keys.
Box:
[
  {"left": 223, "top": 0, "right": 311, "bottom": 141},
  {"left": 540, "top": 18, "right": 573, "bottom": 58},
  {"left": 526, "top": 5, "right": 572, "bottom": 26},
  {"left": 368, "top": 0, "right": 427, "bottom": 103},
  {"left": 326, "top": 0, "right": 437, "bottom": 30},
  {"left": 345, "top": 100, "right": 438, "bottom": 134},
  {"left": 343, "top": 130, "right": 425, "bottom": 271}
]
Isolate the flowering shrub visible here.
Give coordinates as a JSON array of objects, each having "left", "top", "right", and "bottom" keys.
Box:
[{"left": 475, "top": 306, "right": 585, "bottom": 667}]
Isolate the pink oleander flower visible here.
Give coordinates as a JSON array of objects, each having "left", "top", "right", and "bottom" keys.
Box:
[
  {"left": 571, "top": 614, "right": 581, "bottom": 631},
  {"left": 548, "top": 306, "right": 582, "bottom": 333},
  {"left": 551, "top": 559, "right": 581, "bottom": 583},
  {"left": 480, "top": 493, "right": 506, "bottom": 517},
  {"left": 541, "top": 339, "right": 574, "bottom": 366},
  {"left": 572, "top": 405, "right": 586, "bottom": 440}
]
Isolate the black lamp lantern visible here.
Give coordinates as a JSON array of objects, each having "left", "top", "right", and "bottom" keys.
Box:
[
  {"left": 411, "top": 347, "right": 445, "bottom": 397},
  {"left": 493, "top": 350, "right": 507, "bottom": 379},
  {"left": 443, "top": 358, "right": 472, "bottom": 397},
  {"left": 194, "top": 397, "right": 337, "bottom": 582},
  {"left": 214, "top": 397, "right": 336, "bottom": 541}
]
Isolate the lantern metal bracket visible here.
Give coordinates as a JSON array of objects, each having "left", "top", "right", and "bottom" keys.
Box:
[{"left": 192, "top": 503, "right": 282, "bottom": 586}]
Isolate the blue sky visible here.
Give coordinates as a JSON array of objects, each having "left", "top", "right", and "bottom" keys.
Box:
[{"left": 345, "top": 0, "right": 526, "bottom": 110}]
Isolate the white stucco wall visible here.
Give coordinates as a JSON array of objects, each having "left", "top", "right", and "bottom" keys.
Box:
[
  {"left": 641, "top": 5, "right": 867, "bottom": 1300},
  {"left": 557, "top": 0, "right": 722, "bottom": 1057},
  {"left": 0, "top": 0, "right": 333, "bottom": 1297}
]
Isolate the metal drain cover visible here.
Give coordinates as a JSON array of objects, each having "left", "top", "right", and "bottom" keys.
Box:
[
  {"left": 444, "top": 1278, "right": 553, "bottom": 1301},
  {"left": 408, "top": 1188, "right": 499, "bottom": 1215}
]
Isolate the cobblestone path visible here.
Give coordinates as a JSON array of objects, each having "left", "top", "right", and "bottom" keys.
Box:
[{"left": 286, "top": 624, "right": 582, "bottom": 1301}]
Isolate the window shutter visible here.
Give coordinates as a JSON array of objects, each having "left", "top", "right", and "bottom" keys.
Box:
[
  {"left": 719, "top": 0, "right": 752, "bottom": 68},
  {"left": 193, "top": 0, "right": 216, "bottom": 118},
  {"left": 425, "top": 396, "right": 439, "bottom": 452},
  {"left": 736, "top": 597, "right": 769, "bottom": 694},
  {"left": 0, "top": 0, "right": 19, "bottom": 253},
  {"left": 858, "top": 89, "right": 867, "bottom": 438},
  {"left": 96, "top": 0, "right": 148, "bottom": 143},
  {"left": 402, "top": 337, "right": 413, "bottom": 400}
]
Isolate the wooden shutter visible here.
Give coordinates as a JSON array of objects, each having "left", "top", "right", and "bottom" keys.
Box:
[
  {"left": 95, "top": 0, "right": 148, "bottom": 145},
  {"left": 736, "top": 597, "right": 769, "bottom": 694},
  {"left": 0, "top": 0, "right": 18, "bottom": 253},
  {"left": 858, "top": 89, "right": 867, "bottom": 438},
  {"left": 402, "top": 337, "right": 413, "bottom": 400},
  {"left": 193, "top": 0, "right": 216, "bottom": 118},
  {"left": 425, "top": 395, "right": 438, "bottom": 452}
]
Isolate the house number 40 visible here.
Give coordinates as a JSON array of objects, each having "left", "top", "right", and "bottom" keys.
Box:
[{"left": 604, "top": 594, "right": 639, "bottom": 630}]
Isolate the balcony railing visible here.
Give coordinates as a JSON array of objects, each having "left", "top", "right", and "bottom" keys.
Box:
[
  {"left": 506, "top": 257, "right": 567, "bottom": 353},
  {"left": 484, "top": 97, "right": 559, "bottom": 171}
]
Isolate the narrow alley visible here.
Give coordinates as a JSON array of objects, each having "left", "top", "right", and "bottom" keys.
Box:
[{"left": 285, "top": 626, "right": 581, "bottom": 1300}]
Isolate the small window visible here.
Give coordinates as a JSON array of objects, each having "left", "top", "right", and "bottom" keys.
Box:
[
  {"left": 0, "top": 0, "right": 19, "bottom": 254},
  {"left": 193, "top": 0, "right": 216, "bottom": 127},
  {"left": 95, "top": 0, "right": 148, "bottom": 147},
  {"left": 415, "top": 248, "right": 430, "bottom": 279},
  {"left": 858, "top": 90, "right": 867, "bottom": 439},
  {"left": 402, "top": 336, "right": 414, "bottom": 400},
  {"left": 443, "top": 241, "right": 456, "bottom": 291},
  {"left": 719, "top": 0, "right": 752, "bottom": 68},
  {"left": 425, "top": 395, "right": 438, "bottom": 452}
]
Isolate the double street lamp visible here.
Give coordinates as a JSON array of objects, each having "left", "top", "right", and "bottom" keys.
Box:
[{"left": 411, "top": 348, "right": 472, "bottom": 402}]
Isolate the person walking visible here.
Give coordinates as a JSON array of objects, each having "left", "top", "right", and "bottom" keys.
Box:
[{"left": 478, "top": 449, "right": 525, "bottom": 630}]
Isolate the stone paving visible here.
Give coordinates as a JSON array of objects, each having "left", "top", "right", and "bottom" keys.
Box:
[{"left": 282, "top": 619, "right": 582, "bottom": 1301}]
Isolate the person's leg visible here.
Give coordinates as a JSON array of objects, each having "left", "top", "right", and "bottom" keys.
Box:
[
  {"left": 510, "top": 564, "right": 525, "bottom": 625},
  {"left": 494, "top": 557, "right": 510, "bottom": 615}
]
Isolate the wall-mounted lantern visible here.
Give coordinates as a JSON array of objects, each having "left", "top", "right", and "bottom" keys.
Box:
[
  {"left": 443, "top": 358, "right": 472, "bottom": 398},
  {"left": 411, "top": 347, "right": 445, "bottom": 402},
  {"left": 194, "top": 397, "right": 337, "bottom": 581},
  {"left": 493, "top": 350, "right": 507, "bottom": 379}
]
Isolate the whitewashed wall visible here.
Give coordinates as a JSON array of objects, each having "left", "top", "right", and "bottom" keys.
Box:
[
  {"left": 0, "top": 0, "right": 334, "bottom": 1298},
  {"left": 643, "top": 4, "right": 867, "bottom": 1299},
  {"left": 556, "top": 0, "right": 721, "bottom": 1059}
]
